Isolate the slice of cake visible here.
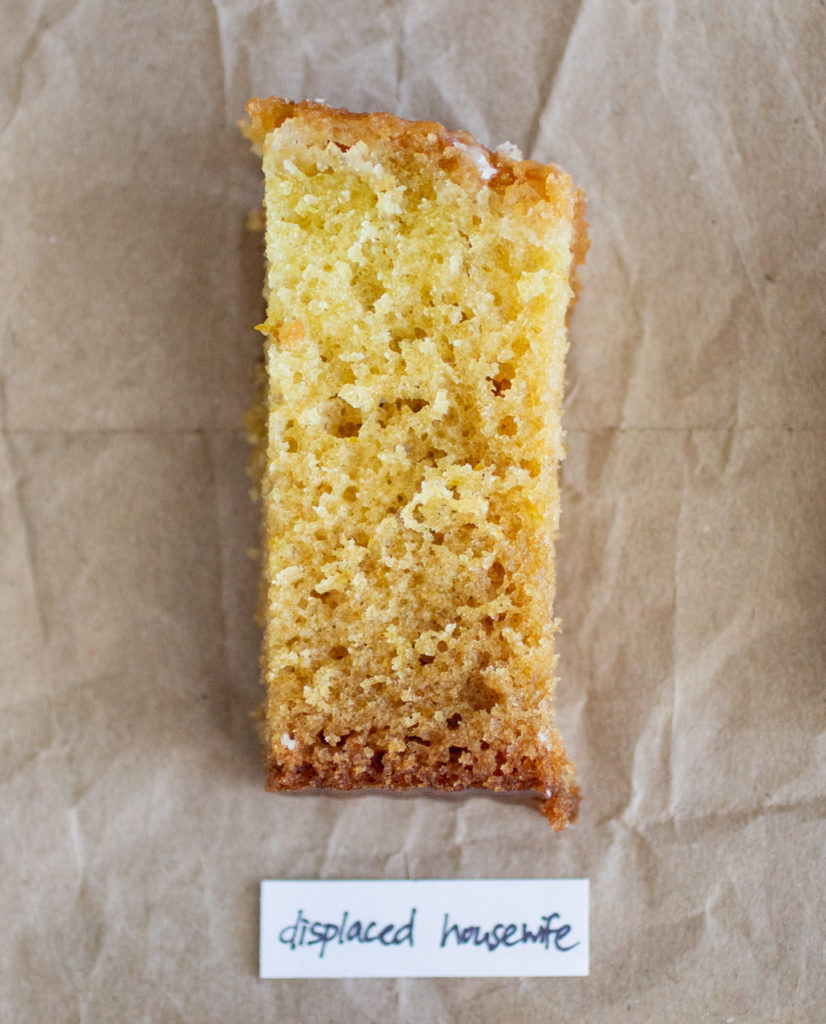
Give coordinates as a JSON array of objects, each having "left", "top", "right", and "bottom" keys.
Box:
[{"left": 244, "top": 98, "right": 587, "bottom": 827}]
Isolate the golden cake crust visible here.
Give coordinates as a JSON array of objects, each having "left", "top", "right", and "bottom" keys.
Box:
[
  {"left": 246, "top": 97, "right": 587, "bottom": 827},
  {"left": 246, "top": 98, "right": 589, "bottom": 300}
]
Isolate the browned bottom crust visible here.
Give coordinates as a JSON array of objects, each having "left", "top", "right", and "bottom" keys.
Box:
[{"left": 264, "top": 740, "right": 580, "bottom": 830}]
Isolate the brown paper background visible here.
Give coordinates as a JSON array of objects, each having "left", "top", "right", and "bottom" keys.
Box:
[{"left": 2, "top": 1, "right": 824, "bottom": 1020}]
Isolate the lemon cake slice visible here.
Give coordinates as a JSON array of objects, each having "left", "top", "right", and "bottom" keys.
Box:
[{"left": 244, "top": 98, "right": 587, "bottom": 827}]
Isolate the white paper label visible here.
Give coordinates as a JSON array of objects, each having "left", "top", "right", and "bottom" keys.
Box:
[{"left": 259, "top": 878, "right": 589, "bottom": 978}]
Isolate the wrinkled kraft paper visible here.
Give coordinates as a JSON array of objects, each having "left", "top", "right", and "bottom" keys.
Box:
[{"left": 1, "top": 0, "right": 824, "bottom": 1021}]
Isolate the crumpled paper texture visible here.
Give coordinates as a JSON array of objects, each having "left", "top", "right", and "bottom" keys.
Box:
[{"left": 1, "top": 1, "right": 824, "bottom": 1020}]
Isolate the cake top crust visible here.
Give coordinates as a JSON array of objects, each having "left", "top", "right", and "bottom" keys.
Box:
[{"left": 245, "top": 96, "right": 589, "bottom": 288}]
